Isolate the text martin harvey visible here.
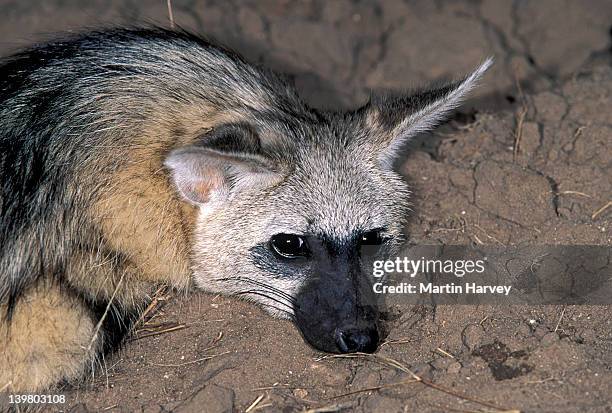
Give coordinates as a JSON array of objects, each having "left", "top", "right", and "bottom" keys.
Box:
[{"left": 374, "top": 282, "right": 512, "bottom": 295}]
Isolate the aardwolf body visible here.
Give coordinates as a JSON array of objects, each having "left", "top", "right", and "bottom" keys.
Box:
[{"left": 0, "top": 27, "right": 491, "bottom": 391}]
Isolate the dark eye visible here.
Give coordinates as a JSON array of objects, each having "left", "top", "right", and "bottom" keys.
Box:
[
  {"left": 359, "top": 230, "right": 384, "bottom": 246},
  {"left": 270, "top": 234, "right": 310, "bottom": 259}
]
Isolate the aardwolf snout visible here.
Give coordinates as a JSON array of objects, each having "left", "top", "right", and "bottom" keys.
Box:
[
  {"left": 334, "top": 325, "right": 379, "bottom": 353},
  {"left": 294, "top": 264, "right": 381, "bottom": 353}
]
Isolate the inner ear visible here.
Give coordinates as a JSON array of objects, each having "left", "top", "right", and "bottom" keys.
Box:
[
  {"left": 361, "top": 58, "right": 493, "bottom": 167},
  {"left": 165, "top": 122, "right": 282, "bottom": 206},
  {"left": 199, "top": 123, "right": 262, "bottom": 154}
]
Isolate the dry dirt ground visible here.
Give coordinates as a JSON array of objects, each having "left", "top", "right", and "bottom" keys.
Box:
[{"left": 0, "top": 1, "right": 611, "bottom": 412}]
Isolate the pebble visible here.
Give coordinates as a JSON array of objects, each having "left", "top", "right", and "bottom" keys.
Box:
[
  {"left": 447, "top": 361, "right": 462, "bottom": 374},
  {"left": 541, "top": 332, "right": 559, "bottom": 346},
  {"left": 293, "top": 388, "right": 308, "bottom": 399},
  {"left": 363, "top": 396, "right": 405, "bottom": 412},
  {"left": 462, "top": 324, "right": 485, "bottom": 351},
  {"left": 580, "top": 328, "right": 597, "bottom": 341},
  {"left": 431, "top": 357, "right": 452, "bottom": 371},
  {"left": 534, "top": 326, "right": 549, "bottom": 339},
  {"left": 174, "top": 384, "right": 234, "bottom": 413},
  {"left": 309, "top": 362, "right": 351, "bottom": 386},
  {"left": 411, "top": 362, "right": 434, "bottom": 381},
  {"left": 517, "top": 324, "right": 532, "bottom": 337}
]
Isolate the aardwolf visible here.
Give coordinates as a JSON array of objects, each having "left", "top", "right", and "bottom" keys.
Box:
[{"left": 0, "top": 27, "right": 491, "bottom": 391}]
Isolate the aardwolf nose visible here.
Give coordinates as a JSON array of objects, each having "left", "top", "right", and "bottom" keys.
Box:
[{"left": 335, "top": 326, "right": 379, "bottom": 353}]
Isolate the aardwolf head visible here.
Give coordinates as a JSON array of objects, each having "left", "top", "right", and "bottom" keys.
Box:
[{"left": 165, "top": 58, "right": 492, "bottom": 353}]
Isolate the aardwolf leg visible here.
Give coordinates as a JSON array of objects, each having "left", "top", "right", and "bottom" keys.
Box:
[{"left": 0, "top": 283, "right": 99, "bottom": 392}]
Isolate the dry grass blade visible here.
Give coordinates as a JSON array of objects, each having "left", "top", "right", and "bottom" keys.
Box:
[
  {"left": 442, "top": 407, "right": 521, "bottom": 413},
  {"left": 379, "top": 338, "right": 415, "bottom": 348},
  {"left": 559, "top": 190, "right": 591, "bottom": 198},
  {"left": 371, "top": 354, "right": 420, "bottom": 379},
  {"left": 245, "top": 393, "right": 266, "bottom": 413},
  {"left": 149, "top": 351, "right": 230, "bottom": 367},
  {"left": 326, "top": 378, "right": 420, "bottom": 400},
  {"left": 138, "top": 321, "right": 179, "bottom": 331},
  {"left": 251, "top": 384, "right": 291, "bottom": 391},
  {"left": 130, "top": 323, "right": 187, "bottom": 341},
  {"left": 472, "top": 223, "right": 505, "bottom": 246},
  {"left": 592, "top": 201, "right": 612, "bottom": 220},
  {"left": 513, "top": 106, "right": 527, "bottom": 162},
  {"left": 87, "top": 272, "right": 125, "bottom": 351},
  {"left": 419, "top": 378, "right": 512, "bottom": 411},
  {"left": 131, "top": 286, "right": 169, "bottom": 332},
  {"left": 435, "top": 347, "right": 456, "bottom": 358},
  {"left": 512, "top": 64, "right": 528, "bottom": 163},
  {"left": 317, "top": 353, "right": 515, "bottom": 412},
  {"left": 554, "top": 306, "right": 566, "bottom": 332},
  {"left": 167, "top": 0, "right": 175, "bottom": 28},
  {"left": 210, "top": 330, "right": 224, "bottom": 345},
  {"left": 303, "top": 402, "right": 353, "bottom": 413}
]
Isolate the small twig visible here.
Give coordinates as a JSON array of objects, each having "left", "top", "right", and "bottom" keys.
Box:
[
  {"left": 131, "top": 324, "right": 187, "bottom": 341},
  {"left": 138, "top": 321, "right": 177, "bottom": 331},
  {"left": 438, "top": 406, "right": 520, "bottom": 413},
  {"left": 512, "top": 65, "right": 528, "bottom": 163},
  {"left": 524, "top": 376, "right": 556, "bottom": 385},
  {"left": 558, "top": 190, "right": 591, "bottom": 198},
  {"left": 435, "top": 347, "right": 456, "bottom": 359},
  {"left": 167, "top": 0, "right": 175, "bottom": 29},
  {"left": 573, "top": 126, "right": 586, "bottom": 139},
  {"left": 210, "top": 331, "right": 224, "bottom": 345},
  {"left": 422, "top": 378, "right": 513, "bottom": 411},
  {"left": 0, "top": 381, "right": 12, "bottom": 392},
  {"left": 131, "top": 286, "right": 167, "bottom": 332},
  {"left": 87, "top": 272, "right": 125, "bottom": 352},
  {"left": 106, "top": 359, "right": 122, "bottom": 374},
  {"left": 379, "top": 337, "right": 415, "bottom": 348},
  {"left": 304, "top": 403, "right": 353, "bottom": 413},
  {"left": 150, "top": 351, "right": 230, "bottom": 368},
  {"left": 554, "top": 306, "right": 566, "bottom": 332},
  {"left": 326, "top": 378, "right": 420, "bottom": 400},
  {"left": 317, "top": 353, "right": 513, "bottom": 412},
  {"left": 251, "top": 384, "right": 291, "bottom": 391},
  {"left": 103, "top": 404, "right": 118, "bottom": 411},
  {"left": 102, "top": 352, "right": 110, "bottom": 389},
  {"left": 513, "top": 107, "right": 527, "bottom": 162},
  {"left": 592, "top": 201, "right": 612, "bottom": 220},
  {"left": 245, "top": 393, "right": 266, "bottom": 413},
  {"left": 473, "top": 224, "right": 505, "bottom": 246}
]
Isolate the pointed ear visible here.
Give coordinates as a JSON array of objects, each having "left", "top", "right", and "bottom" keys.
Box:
[
  {"left": 363, "top": 58, "right": 493, "bottom": 167},
  {"left": 164, "top": 123, "right": 283, "bottom": 206}
]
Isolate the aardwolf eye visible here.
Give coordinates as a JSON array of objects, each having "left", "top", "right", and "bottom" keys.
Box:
[
  {"left": 270, "top": 234, "right": 310, "bottom": 259},
  {"left": 359, "top": 230, "right": 384, "bottom": 246}
]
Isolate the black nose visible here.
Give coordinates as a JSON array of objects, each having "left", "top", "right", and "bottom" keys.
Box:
[{"left": 335, "top": 327, "right": 379, "bottom": 353}]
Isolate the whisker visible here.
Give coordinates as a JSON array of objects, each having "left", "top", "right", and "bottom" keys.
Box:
[
  {"left": 216, "top": 276, "right": 298, "bottom": 305},
  {"left": 234, "top": 289, "right": 297, "bottom": 315},
  {"left": 235, "top": 289, "right": 294, "bottom": 310},
  {"left": 237, "top": 278, "right": 298, "bottom": 304}
]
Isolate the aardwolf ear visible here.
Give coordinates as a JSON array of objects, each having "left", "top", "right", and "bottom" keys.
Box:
[
  {"left": 364, "top": 58, "right": 493, "bottom": 167},
  {"left": 165, "top": 123, "right": 282, "bottom": 205}
]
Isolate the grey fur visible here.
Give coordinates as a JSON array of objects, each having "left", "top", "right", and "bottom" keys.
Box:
[{"left": 0, "top": 26, "right": 490, "bottom": 388}]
